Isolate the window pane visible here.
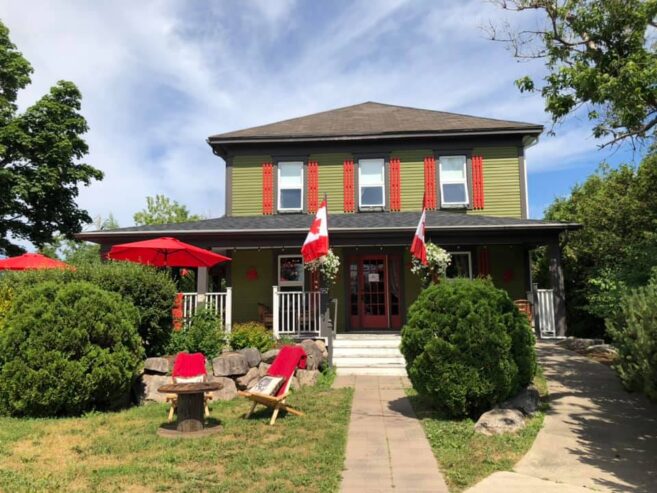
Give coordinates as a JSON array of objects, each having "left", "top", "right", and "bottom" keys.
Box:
[
  {"left": 280, "top": 189, "right": 301, "bottom": 209},
  {"left": 361, "top": 186, "right": 383, "bottom": 206},
  {"left": 446, "top": 254, "right": 471, "bottom": 278},
  {"left": 442, "top": 183, "right": 467, "bottom": 203},
  {"left": 441, "top": 156, "right": 466, "bottom": 181},
  {"left": 359, "top": 159, "right": 384, "bottom": 185},
  {"left": 279, "top": 162, "right": 302, "bottom": 187}
]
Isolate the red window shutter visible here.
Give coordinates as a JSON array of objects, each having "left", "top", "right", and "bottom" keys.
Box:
[
  {"left": 423, "top": 156, "right": 436, "bottom": 210},
  {"left": 308, "top": 160, "right": 319, "bottom": 213},
  {"left": 472, "top": 155, "right": 485, "bottom": 209},
  {"left": 478, "top": 246, "right": 491, "bottom": 277},
  {"left": 262, "top": 162, "right": 273, "bottom": 215},
  {"left": 343, "top": 159, "right": 355, "bottom": 213},
  {"left": 390, "top": 157, "right": 401, "bottom": 211}
]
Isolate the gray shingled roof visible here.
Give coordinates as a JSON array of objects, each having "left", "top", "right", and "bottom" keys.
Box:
[
  {"left": 207, "top": 102, "right": 543, "bottom": 144},
  {"left": 78, "top": 211, "right": 577, "bottom": 239}
]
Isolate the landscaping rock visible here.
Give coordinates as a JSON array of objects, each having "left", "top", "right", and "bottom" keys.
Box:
[
  {"left": 136, "top": 374, "right": 170, "bottom": 403},
  {"left": 474, "top": 408, "right": 526, "bottom": 436},
  {"left": 143, "top": 357, "right": 170, "bottom": 375},
  {"left": 585, "top": 344, "right": 618, "bottom": 357},
  {"left": 258, "top": 362, "right": 271, "bottom": 377},
  {"left": 299, "top": 339, "right": 324, "bottom": 370},
  {"left": 499, "top": 385, "right": 540, "bottom": 415},
  {"left": 261, "top": 349, "right": 280, "bottom": 364},
  {"left": 557, "top": 337, "right": 605, "bottom": 352},
  {"left": 289, "top": 376, "right": 300, "bottom": 391},
  {"left": 235, "top": 367, "right": 260, "bottom": 390},
  {"left": 207, "top": 375, "right": 238, "bottom": 401},
  {"left": 212, "top": 352, "right": 249, "bottom": 377},
  {"left": 238, "top": 347, "right": 261, "bottom": 368},
  {"left": 314, "top": 339, "right": 327, "bottom": 353},
  {"left": 296, "top": 369, "right": 320, "bottom": 387}
]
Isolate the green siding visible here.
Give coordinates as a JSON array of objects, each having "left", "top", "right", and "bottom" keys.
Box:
[
  {"left": 231, "top": 249, "right": 273, "bottom": 322},
  {"left": 487, "top": 245, "right": 527, "bottom": 299},
  {"left": 395, "top": 149, "right": 430, "bottom": 211},
  {"left": 231, "top": 155, "right": 270, "bottom": 216},
  {"left": 311, "top": 153, "right": 351, "bottom": 214},
  {"left": 470, "top": 147, "right": 522, "bottom": 218}
]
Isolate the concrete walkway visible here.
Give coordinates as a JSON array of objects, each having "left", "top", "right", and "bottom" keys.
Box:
[
  {"left": 334, "top": 375, "right": 448, "bottom": 493},
  {"left": 468, "top": 343, "right": 657, "bottom": 493}
]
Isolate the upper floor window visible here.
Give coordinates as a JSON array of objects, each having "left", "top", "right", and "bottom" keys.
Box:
[
  {"left": 439, "top": 156, "right": 469, "bottom": 207},
  {"left": 278, "top": 161, "right": 303, "bottom": 211},
  {"left": 358, "top": 158, "right": 385, "bottom": 208}
]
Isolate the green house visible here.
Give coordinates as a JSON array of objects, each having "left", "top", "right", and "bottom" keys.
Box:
[{"left": 80, "top": 102, "right": 577, "bottom": 348}]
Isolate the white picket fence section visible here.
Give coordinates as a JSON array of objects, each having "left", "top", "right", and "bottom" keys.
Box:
[
  {"left": 181, "top": 288, "right": 232, "bottom": 332},
  {"left": 272, "top": 286, "right": 321, "bottom": 337},
  {"left": 535, "top": 288, "right": 556, "bottom": 338}
]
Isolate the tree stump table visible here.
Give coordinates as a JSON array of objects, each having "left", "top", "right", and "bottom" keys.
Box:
[{"left": 157, "top": 382, "right": 223, "bottom": 438}]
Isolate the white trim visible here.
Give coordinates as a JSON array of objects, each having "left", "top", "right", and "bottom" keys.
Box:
[
  {"left": 446, "top": 251, "right": 473, "bottom": 279},
  {"left": 277, "top": 161, "right": 304, "bottom": 212},
  {"left": 278, "top": 254, "right": 304, "bottom": 287},
  {"left": 358, "top": 158, "right": 385, "bottom": 208},
  {"left": 439, "top": 155, "right": 469, "bottom": 207}
]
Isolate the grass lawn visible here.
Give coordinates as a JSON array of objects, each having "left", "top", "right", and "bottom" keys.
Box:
[
  {"left": 408, "top": 368, "right": 549, "bottom": 492},
  {"left": 0, "top": 375, "right": 353, "bottom": 493}
]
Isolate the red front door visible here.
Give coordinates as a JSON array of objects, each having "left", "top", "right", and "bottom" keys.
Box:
[{"left": 349, "top": 255, "right": 402, "bottom": 330}]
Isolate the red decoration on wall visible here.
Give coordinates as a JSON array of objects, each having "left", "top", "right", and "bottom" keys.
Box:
[
  {"left": 472, "top": 155, "right": 485, "bottom": 209},
  {"left": 390, "top": 157, "right": 401, "bottom": 211},
  {"left": 308, "top": 160, "right": 319, "bottom": 213},
  {"left": 423, "top": 156, "right": 436, "bottom": 210},
  {"left": 262, "top": 162, "right": 274, "bottom": 215},
  {"left": 246, "top": 266, "right": 259, "bottom": 281},
  {"left": 343, "top": 159, "right": 355, "bottom": 213},
  {"left": 503, "top": 269, "right": 515, "bottom": 283},
  {"left": 172, "top": 292, "right": 184, "bottom": 331},
  {"left": 478, "top": 247, "right": 491, "bottom": 277}
]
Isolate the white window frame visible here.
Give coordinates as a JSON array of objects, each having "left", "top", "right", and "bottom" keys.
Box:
[
  {"left": 439, "top": 155, "right": 469, "bottom": 207},
  {"left": 278, "top": 254, "right": 304, "bottom": 287},
  {"left": 446, "top": 251, "right": 473, "bottom": 279},
  {"left": 277, "top": 161, "right": 304, "bottom": 212},
  {"left": 358, "top": 158, "right": 385, "bottom": 208}
]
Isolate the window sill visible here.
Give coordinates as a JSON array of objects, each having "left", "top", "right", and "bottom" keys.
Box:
[
  {"left": 440, "top": 204, "right": 469, "bottom": 210},
  {"left": 358, "top": 206, "right": 385, "bottom": 212}
]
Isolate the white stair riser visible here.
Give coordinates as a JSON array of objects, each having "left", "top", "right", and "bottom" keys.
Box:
[
  {"left": 333, "top": 347, "right": 402, "bottom": 357},
  {"left": 334, "top": 340, "right": 401, "bottom": 349},
  {"left": 334, "top": 357, "right": 405, "bottom": 367},
  {"left": 336, "top": 367, "right": 407, "bottom": 376}
]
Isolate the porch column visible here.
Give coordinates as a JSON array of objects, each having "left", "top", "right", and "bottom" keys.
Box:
[
  {"left": 196, "top": 267, "right": 208, "bottom": 307},
  {"left": 547, "top": 242, "right": 567, "bottom": 337}
]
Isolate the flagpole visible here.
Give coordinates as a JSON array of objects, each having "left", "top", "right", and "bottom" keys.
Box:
[{"left": 319, "top": 193, "right": 333, "bottom": 369}]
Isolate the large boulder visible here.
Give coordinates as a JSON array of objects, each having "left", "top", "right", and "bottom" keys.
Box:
[
  {"left": 557, "top": 337, "right": 605, "bottom": 352},
  {"left": 235, "top": 367, "right": 260, "bottom": 390},
  {"left": 212, "top": 352, "right": 249, "bottom": 377},
  {"left": 585, "top": 344, "right": 618, "bottom": 357},
  {"left": 143, "top": 357, "right": 170, "bottom": 375},
  {"left": 207, "top": 375, "right": 238, "bottom": 401},
  {"left": 261, "top": 349, "right": 280, "bottom": 364},
  {"left": 498, "top": 385, "right": 540, "bottom": 415},
  {"left": 474, "top": 409, "right": 526, "bottom": 436},
  {"left": 239, "top": 348, "right": 262, "bottom": 368},
  {"left": 258, "top": 362, "right": 271, "bottom": 377},
  {"left": 299, "top": 339, "right": 324, "bottom": 370},
  {"left": 296, "top": 369, "right": 320, "bottom": 387},
  {"left": 135, "top": 374, "right": 170, "bottom": 403}
]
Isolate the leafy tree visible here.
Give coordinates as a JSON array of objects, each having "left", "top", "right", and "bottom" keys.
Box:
[
  {"left": 535, "top": 152, "right": 657, "bottom": 337},
  {"left": 133, "top": 195, "right": 203, "bottom": 226},
  {"left": 491, "top": 0, "right": 657, "bottom": 146},
  {"left": 0, "top": 21, "right": 103, "bottom": 255}
]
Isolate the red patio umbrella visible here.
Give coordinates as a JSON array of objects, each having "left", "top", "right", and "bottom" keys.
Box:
[
  {"left": 107, "top": 237, "right": 230, "bottom": 268},
  {"left": 0, "top": 253, "right": 72, "bottom": 271}
]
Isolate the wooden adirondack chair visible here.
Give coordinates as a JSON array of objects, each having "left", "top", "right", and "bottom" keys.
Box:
[{"left": 238, "top": 345, "right": 307, "bottom": 425}]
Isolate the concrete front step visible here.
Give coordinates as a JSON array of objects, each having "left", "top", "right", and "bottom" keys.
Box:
[
  {"left": 336, "top": 366, "right": 407, "bottom": 376},
  {"left": 333, "top": 333, "right": 406, "bottom": 375},
  {"left": 334, "top": 339, "right": 402, "bottom": 348},
  {"left": 333, "top": 356, "right": 405, "bottom": 367},
  {"left": 333, "top": 347, "right": 402, "bottom": 357}
]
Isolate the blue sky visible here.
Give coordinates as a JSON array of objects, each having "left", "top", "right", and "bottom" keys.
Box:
[{"left": 1, "top": 0, "right": 641, "bottom": 229}]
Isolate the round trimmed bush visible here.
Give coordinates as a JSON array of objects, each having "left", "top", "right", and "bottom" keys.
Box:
[
  {"left": 0, "top": 281, "right": 144, "bottom": 417},
  {"left": 229, "top": 321, "right": 276, "bottom": 353},
  {"left": 401, "top": 278, "right": 536, "bottom": 418}
]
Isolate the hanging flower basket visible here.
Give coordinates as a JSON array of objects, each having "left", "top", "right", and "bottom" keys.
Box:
[
  {"left": 411, "top": 242, "right": 451, "bottom": 286},
  {"left": 304, "top": 249, "right": 340, "bottom": 286}
]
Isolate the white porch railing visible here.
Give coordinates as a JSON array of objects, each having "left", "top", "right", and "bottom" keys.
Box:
[
  {"left": 272, "top": 286, "right": 321, "bottom": 337},
  {"left": 181, "top": 288, "right": 232, "bottom": 332}
]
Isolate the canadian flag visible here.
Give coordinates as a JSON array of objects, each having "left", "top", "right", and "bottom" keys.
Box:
[
  {"left": 302, "top": 199, "right": 329, "bottom": 263},
  {"left": 410, "top": 209, "right": 428, "bottom": 265}
]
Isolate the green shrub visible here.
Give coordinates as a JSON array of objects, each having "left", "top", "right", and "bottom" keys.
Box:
[
  {"left": 400, "top": 278, "right": 537, "bottom": 418},
  {"left": 229, "top": 321, "right": 276, "bottom": 353},
  {"left": 0, "top": 284, "right": 13, "bottom": 331},
  {"left": 607, "top": 279, "right": 657, "bottom": 401},
  {"left": 0, "top": 261, "right": 177, "bottom": 356},
  {"left": 166, "top": 308, "right": 227, "bottom": 359},
  {"left": 0, "top": 281, "right": 143, "bottom": 417}
]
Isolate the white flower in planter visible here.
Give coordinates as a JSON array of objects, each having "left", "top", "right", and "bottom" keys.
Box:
[
  {"left": 303, "top": 249, "right": 340, "bottom": 286},
  {"left": 411, "top": 242, "right": 451, "bottom": 285}
]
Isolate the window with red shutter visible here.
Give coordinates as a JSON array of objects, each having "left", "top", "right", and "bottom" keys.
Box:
[
  {"left": 423, "top": 156, "right": 436, "bottom": 209},
  {"left": 472, "top": 155, "right": 485, "bottom": 210},
  {"left": 389, "top": 157, "right": 401, "bottom": 211},
  {"left": 343, "top": 159, "right": 355, "bottom": 213},
  {"left": 262, "top": 162, "right": 273, "bottom": 215},
  {"left": 308, "top": 160, "right": 319, "bottom": 213}
]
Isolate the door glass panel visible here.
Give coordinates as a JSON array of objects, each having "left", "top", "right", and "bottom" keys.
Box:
[{"left": 362, "top": 258, "right": 385, "bottom": 316}]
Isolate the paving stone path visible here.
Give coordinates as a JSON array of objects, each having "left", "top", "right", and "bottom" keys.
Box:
[{"left": 334, "top": 375, "right": 448, "bottom": 493}]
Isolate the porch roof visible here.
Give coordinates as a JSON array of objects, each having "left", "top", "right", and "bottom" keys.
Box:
[{"left": 78, "top": 211, "right": 580, "bottom": 248}]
